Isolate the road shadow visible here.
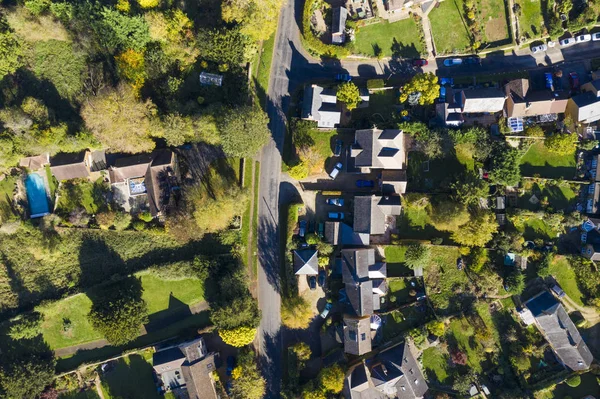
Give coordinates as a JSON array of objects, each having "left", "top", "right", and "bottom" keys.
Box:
[{"left": 258, "top": 329, "right": 283, "bottom": 398}]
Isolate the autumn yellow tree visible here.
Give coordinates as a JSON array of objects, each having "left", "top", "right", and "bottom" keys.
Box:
[
  {"left": 222, "top": 0, "right": 283, "bottom": 41},
  {"left": 219, "top": 326, "right": 257, "bottom": 347},
  {"left": 137, "top": 0, "right": 159, "bottom": 9},
  {"left": 399, "top": 72, "right": 440, "bottom": 105},
  {"left": 115, "top": 49, "right": 147, "bottom": 91}
]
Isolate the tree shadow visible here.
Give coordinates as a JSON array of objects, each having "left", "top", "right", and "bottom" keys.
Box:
[
  {"left": 258, "top": 329, "right": 283, "bottom": 398},
  {"left": 391, "top": 38, "right": 420, "bottom": 59},
  {"left": 145, "top": 293, "right": 193, "bottom": 333},
  {"left": 100, "top": 354, "right": 162, "bottom": 399}
]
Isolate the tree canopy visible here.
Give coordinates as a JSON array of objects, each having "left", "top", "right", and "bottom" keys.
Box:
[
  {"left": 451, "top": 211, "right": 498, "bottom": 247},
  {"left": 319, "top": 364, "right": 345, "bottom": 393},
  {"left": 230, "top": 349, "right": 266, "bottom": 399},
  {"left": 404, "top": 243, "right": 431, "bottom": 270},
  {"left": 336, "top": 81, "right": 361, "bottom": 110},
  {"left": 489, "top": 143, "right": 521, "bottom": 186},
  {"left": 545, "top": 132, "right": 576, "bottom": 155},
  {"left": 218, "top": 106, "right": 270, "bottom": 157},
  {"left": 0, "top": 18, "right": 22, "bottom": 80},
  {"left": 399, "top": 73, "right": 439, "bottom": 105}
]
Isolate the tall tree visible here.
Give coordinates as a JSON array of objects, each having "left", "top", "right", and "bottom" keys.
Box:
[
  {"left": 450, "top": 171, "right": 489, "bottom": 206},
  {"left": 88, "top": 278, "right": 148, "bottom": 345},
  {"left": 337, "top": 81, "right": 361, "bottom": 110},
  {"left": 319, "top": 364, "right": 345, "bottom": 393},
  {"left": 429, "top": 200, "right": 470, "bottom": 231},
  {"left": 489, "top": 143, "right": 521, "bottom": 186},
  {"left": 95, "top": 7, "right": 150, "bottom": 52},
  {"left": 230, "top": 349, "right": 266, "bottom": 399},
  {"left": 0, "top": 17, "right": 23, "bottom": 80},
  {"left": 218, "top": 106, "right": 270, "bottom": 157},
  {"left": 81, "top": 84, "right": 158, "bottom": 153},
  {"left": 222, "top": 0, "right": 283, "bottom": 42},
  {"left": 0, "top": 356, "right": 55, "bottom": 399},
  {"left": 399, "top": 73, "right": 439, "bottom": 105},
  {"left": 404, "top": 243, "right": 431, "bottom": 270},
  {"left": 544, "top": 132, "right": 576, "bottom": 155},
  {"left": 451, "top": 211, "right": 497, "bottom": 247}
]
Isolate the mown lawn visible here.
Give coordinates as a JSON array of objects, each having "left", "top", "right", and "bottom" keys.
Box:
[
  {"left": 253, "top": 32, "right": 276, "bottom": 104},
  {"left": 384, "top": 245, "right": 413, "bottom": 276},
  {"left": 520, "top": 141, "right": 576, "bottom": 179},
  {"left": 548, "top": 256, "right": 585, "bottom": 306},
  {"left": 407, "top": 151, "right": 468, "bottom": 192},
  {"left": 421, "top": 347, "right": 451, "bottom": 384},
  {"left": 382, "top": 305, "right": 422, "bottom": 340},
  {"left": 448, "top": 317, "right": 485, "bottom": 372},
  {"left": 396, "top": 199, "right": 453, "bottom": 243},
  {"left": 101, "top": 352, "right": 160, "bottom": 399},
  {"left": 388, "top": 278, "right": 411, "bottom": 303},
  {"left": 516, "top": 0, "right": 544, "bottom": 40},
  {"left": 354, "top": 19, "right": 424, "bottom": 58},
  {"left": 59, "top": 390, "right": 101, "bottom": 399},
  {"left": 522, "top": 218, "right": 559, "bottom": 241},
  {"left": 519, "top": 180, "right": 578, "bottom": 211},
  {"left": 38, "top": 272, "right": 204, "bottom": 349},
  {"left": 429, "top": 0, "right": 472, "bottom": 54}
]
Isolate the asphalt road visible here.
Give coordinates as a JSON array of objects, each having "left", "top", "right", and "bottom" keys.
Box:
[{"left": 256, "top": 0, "right": 600, "bottom": 395}]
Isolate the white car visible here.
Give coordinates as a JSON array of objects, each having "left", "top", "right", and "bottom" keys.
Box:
[
  {"left": 593, "top": 33, "right": 600, "bottom": 41},
  {"left": 559, "top": 37, "right": 576, "bottom": 47},
  {"left": 531, "top": 44, "right": 547, "bottom": 53},
  {"left": 576, "top": 34, "right": 592, "bottom": 43},
  {"left": 329, "top": 162, "right": 342, "bottom": 179}
]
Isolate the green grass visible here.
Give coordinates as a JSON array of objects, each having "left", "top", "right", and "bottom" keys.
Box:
[
  {"left": 421, "top": 347, "right": 451, "bottom": 384},
  {"left": 516, "top": 0, "right": 544, "bottom": 40},
  {"left": 241, "top": 159, "right": 254, "bottom": 267},
  {"left": 55, "top": 178, "right": 108, "bottom": 215},
  {"left": 407, "top": 151, "right": 468, "bottom": 192},
  {"left": 45, "top": 164, "right": 57, "bottom": 200},
  {"left": 100, "top": 352, "right": 160, "bottom": 399},
  {"left": 448, "top": 317, "right": 484, "bottom": 372},
  {"left": 384, "top": 245, "right": 413, "bottom": 276},
  {"left": 519, "top": 180, "right": 578, "bottom": 211},
  {"left": 548, "top": 256, "right": 585, "bottom": 306},
  {"left": 254, "top": 32, "right": 276, "bottom": 105},
  {"left": 56, "top": 311, "right": 210, "bottom": 372},
  {"left": 396, "top": 201, "right": 452, "bottom": 243},
  {"left": 429, "top": 0, "right": 472, "bottom": 54},
  {"left": 0, "top": 175, "right": 16, "bottom": 224},
  {"left": 59, "top": 390, "right": 101, "bottom": 399},
  {"left": 354, "top": 19, "right": 424, "bottom": 58},
  {"left": 520, "top": 141, "right": 576, "bottom": 179},
  {"left": 549, "top": 372, "right": 600, "bottom": 399},
  {"left": 423, "top": 246, "right": 467, "bottom": 313},
  {"left": 480, "top": 0, "right": 510, "bottom": 42},
  {"left": 522, "top": 218, "right": 558, "bottom": 241},
  {"left": 38, "top": 272, "right": 204, "bottom": 350},
  {"left": 388, "top": 278, "right": 411, "bottom": 303},
  {"left": 382, "top": 305, "right": 422, "bottom": 340},
  {"left": 251, "top": 161, "right": 260, "bottom": 276}
]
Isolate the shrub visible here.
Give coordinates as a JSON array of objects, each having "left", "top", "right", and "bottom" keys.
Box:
[
  {"left": 132, "top": 220, "right": 146, "bottom": 231},
  {"left": 218, "top": 326, "right": 257, "bottom": 347},
  {"left": 404, "top": 243, "right": 431, "bottom": 270},
  {"left": 113, "top": 211, "right": 132, "bottom": 231},
  {"left": 138, "top": 211, "right": 153, "bottom": 222},
  {"left": 96, "top": 211, "right": 116, "bottom": 230},
  {"left": 367, "top": 79, "right": 385, "bottom": 89},
  {"left": 281, "top": 295, "right": 313, "bottom": 329},
  {"left": 137, "top": 0, "right": 159, "bottom": 8},
  {"left": 566, "top": 375, "right": 581, "bottom": 387}
]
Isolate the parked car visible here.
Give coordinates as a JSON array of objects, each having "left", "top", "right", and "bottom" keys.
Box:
[
  {"left": 317, "top": 222, "right": 324, "bottom": 238},
  {"left": 318, "top": 269, "right": 326, "bottom": 287},
  {"left": 443, "top": 58, "right": 463, "bottom": 67},
  {"left": 356, "top": 179, "right": 374, "bottom": 188},
  {"left": 334, "top": 139, "right": 343, "bottom": 157},
  {"left": 226, "top": 356, "right": 236, "bottom": 376},
  {"left": 308, "top": 276, "right": 317, "bottom": 290},
  {"left": 329, "top": 162, "right": 342, "bottom": 179},
  {"left": 576, "top": 34, "right": 592, "bottom": 43},
  {"left": 320, "top": 302, "right": 332, "bottom": 319},
  {"left": 413, "top": 59, "right": 428, "bottom": 67},
  {"left": 308, "top": 220, "right": 315, "bottom": 234},
  {"left": 593, "top": 32, "right": 600, "bottom": 41},
  {"left": 551, "top": 284, "right": 565, "bottom": 298},
  {"left": 569, "top": 72, "right": 580, "bottom": 89},
  {"left": 335, "top": 73, "right": 351, "bottom": 82},
  {"left": 464, "top": 56, "right": 481, "bottom": 65},
  {"left": 544, "top": 72, "right": 554, "bottom": 90},
  {"left": 326, "top": 198, "right": 344, "bottom": 206},
  {"left": 559, "top": 37, "right": 576, "bottom": 47},
  {"left": 328, "top": 212, "right": 344, "bottom": 220},
  {"left": 298, "top": 220, "right": 307, "bottom": 237},
  {"left": 531, "top": 44, "right": 547, "bottom": 53}
]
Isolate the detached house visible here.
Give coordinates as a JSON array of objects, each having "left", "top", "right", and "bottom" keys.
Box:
[
  {"left": 344, "top": 341, "right": 429, "bottom": 399},
  {"left": 152, "top": 336, "right": 220, "bottom": 399},
  {"left": 302, "top": 85, "right": 341, "bottom": 128},
  {"left": 566, "top": 79, "right": 600, "bottom": 126},
  {"left": 524, "top": 291, "right": 593, "bottom": 371},
  {"left": 50, "top": 150, "right": 106, "bottom": 181},
  {"left": 332, "top": 7, "right": 348, "bottom": 44},
  {"left": 341, "top": 248, "right": 388, "bottom": 356},
  {"left": 293, "top": 248, "right": 319, "bottom": 276}
]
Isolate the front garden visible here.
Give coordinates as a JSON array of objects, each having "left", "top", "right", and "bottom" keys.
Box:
[{"left": 353, "top": 18, "right": 425, "bottom": 58}]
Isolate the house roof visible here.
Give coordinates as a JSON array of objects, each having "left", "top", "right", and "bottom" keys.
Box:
[
  {"left": 146, "top": 151, "right": 176, "bottom": 216},
  {"left": 301, "top": 85, "right": 340, "bottom": 128},
  {"left": 19, "top": 153, "right": 49, "bottom": 170},
  {"left": 293, "top": 249, "right": 319, "bottom": 275},
  {"left": 341, "top": 249, "right": 387, "bottom": 317},
  {"left": 354, "top": 195, "right": 401, "bottom": 236},
  {"left": 504, "top": 79, "right": 529, "bottom": 100},
  {"left": 380, "top": 170, "right": 408, "bottom": 195},
  {"left": 525, "top": 291, "right": 593, "bottom": 370},
  {"left": 325, "top": 221, "right": 370, "bottom": 246},
  {"left": 344, "top": 316, "right": 372, "bottom": 356},
  {"left": 109, "top": 153, "right": 154, "bottom": 183},
  {"left": 507, "top": 86, "right": 568, "bottom": 118},
  {"left": 50, "top": 151, "right": 90, "bottom": 181},
  {"left": 182, "top": 353, "right": 219, "bottom": 399},
  {"left": 332, "top": 7, "right": 348, "bottom": 35},
  {"left": 570, "top": 92, "right": 600, "bottom": 123},
  {"left": 461, "top": 89, "right": 506, "bottom": 113},
  {"left": 352, "top": 129, "right": 405, "bottom": 170}
]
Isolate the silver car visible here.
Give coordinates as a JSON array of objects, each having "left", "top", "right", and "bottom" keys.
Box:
[
  {"left": 531, "top": 44, "right": 547, "bottom": 53},
  {"left": 576, "top": 34, "right": 592, "bottom": 43},
  {"left": 559, "top": 37, "right": 575, "bottom": 47},
  {"left": 593, "top": 33, "right": 600, "bottom": 41}
]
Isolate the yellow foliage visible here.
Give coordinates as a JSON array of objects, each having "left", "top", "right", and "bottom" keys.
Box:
[
  {"left": 231, "top": 366, "right": 243, "bottom": 379},
  {"left": 116, "top": 0, "right": 131, "bottom": 12},
  {"left": 218, "top": 326, "right": 257, "bottom": 347},
  {"left": 115, "top": 49, "right": 146, "bottom": 91},
  {"left": 137, "top": 0, "right": 159, "bottom": 9}
]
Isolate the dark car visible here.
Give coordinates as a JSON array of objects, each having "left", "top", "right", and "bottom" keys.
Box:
[
  {"left": 308, "top": 220, "right": 315, "bottom": 234},
  {"left": 464, "top": 56, "right": 481, "bottom": 65},
  {"left": 413, "top": 59, "right": 428, "bottom": 67},
  {"left": 308, "top": 276, "right": 317, "bottom": 290},
  {"left": 569, "top": 72, "right": 580, "bottom": 89},
  {"left": 226, "top": 356, "right": 236, "bottom": 376},
  {"left": 317, "top": 222, "right": 324, "bottom": 238},
  {"left": 318, "top": 269, "right": 326, "bottom": 287},
  {"left": 356, "top": 179, "right": 375, "bottom": 188},
  {"left": 334, "top": 139, "right": 343, "bottom": 157},
  {"left": 335, "top": 74, "right": 351, "bottom": 82},
  {"left": 299, "top": 220, "right": 307, "bottom": 237}
]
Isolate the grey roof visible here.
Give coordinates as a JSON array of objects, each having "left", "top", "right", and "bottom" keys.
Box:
[
  {"left": 461, "top": 88, "right": 506, "bottom": 113},
  {"left": 332, "top": 7, "right": 348, "bottom": 35},
  {"left": 342, "top": 249, "right": 387, "bottom": 317},
  {"left": 354, "top": 195, "right": 401, "bottom": 236},
  {"left": 293, "top": 249, "right": 319, "bottom": 275},
  {"left": 50, "top": 151, "right": 90, "bottom": 181},
  {"left": 199, "top": 72, "right": 223, "bottom": 87},
  {"left": 183, "top": 353, "right": 219, "bottom": 399},
  {"left": 301, "top": 85, "right": 341, "bottom": 128},
  {"left": 525, "top": 291, "right": 593, "bottom": 370},
  {"left": 571, "top": 92, "right": 600, "bottom": 123},
  {"left": 345, "top": 342, "right": 429, "bottom": 399},
  {"left": 342, "top": 248, "right": 376, "bottom": 283},
  {"left": 325, "top": 221, "right": 370, "bottom": 246},
  {"left": 344, "top": 317, "right": 372, "bottom": 356},
  {"left": 352, "top": 129, "right": 405, "bottom": 170},
  {"left": 380, "top": 170, "right": 408, "bottom": 195}
]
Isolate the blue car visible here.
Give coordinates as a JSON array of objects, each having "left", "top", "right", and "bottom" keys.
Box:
[
  {"left": 443, "top": 58, "right": 463, "bottom": 67},
  {"left": 545, "top": 73, "right": 554, "bottom": 90},
  {"left": 356, "top": 179, "right": 375, "bottom": 188},
  {"left": 336, "top": 74, "right": 352, "bottom": 82},
  {"left": 226, "top": 356, "right": 236, "bottom": 376}
]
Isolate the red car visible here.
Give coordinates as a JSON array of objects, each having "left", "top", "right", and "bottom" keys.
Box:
[
  {"left": 413, "top": 59, "right": 428, "bottom": 67},
  {"left": 569, "top": 72, "right": 580, "bottom": 90}
]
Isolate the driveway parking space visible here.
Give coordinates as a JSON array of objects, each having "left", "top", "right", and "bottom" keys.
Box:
[
  {"left": 300, "top": 171, "right": 379, "bottom": 193},
  {"left": 528, "top": 61, "right": 589, "bottom": 92},
  {"left": 316, "top": 192, "right": 355, "bottom": 225}
]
